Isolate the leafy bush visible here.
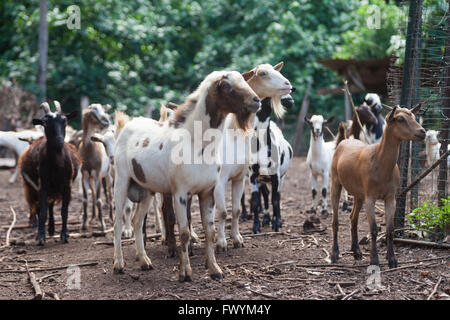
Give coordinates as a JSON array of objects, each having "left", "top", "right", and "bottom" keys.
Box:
[{"left": 407, "top": 197, "right": 450, "bottom": 240}]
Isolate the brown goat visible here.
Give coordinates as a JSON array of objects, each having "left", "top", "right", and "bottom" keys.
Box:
[
  {"left": 78, "top": 104, "right": 111, "bottom": 231},
  {"left": 330, "top": 104, "right": 425, "bottom": 268},
  {"left": 20, "top": 102, "right": 80, "bottom": 245}
]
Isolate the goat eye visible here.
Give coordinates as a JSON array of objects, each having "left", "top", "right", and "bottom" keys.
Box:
[
  {"left": 259, "top": 72, "right": 267, "bottom": 77},
  {"left": 397, "top": 117, "right": 405, "bottom": 123}
]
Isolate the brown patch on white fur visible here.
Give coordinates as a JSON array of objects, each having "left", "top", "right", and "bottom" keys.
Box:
[{"left": 115, "top": 111, "right": 130, "bottom": 138}]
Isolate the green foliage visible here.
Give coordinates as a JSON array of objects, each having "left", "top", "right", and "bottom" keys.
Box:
[
  {"left": 0, "top": 0, "right": 411, "bottom": 138},
  {"left": 407, "top": 197, "right": 450, "bottom": 240},
  {"left": 334, "top": 0, "right": 405, "bottom": 60}
]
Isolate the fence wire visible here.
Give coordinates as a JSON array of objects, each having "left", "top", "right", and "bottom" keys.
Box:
[{"left": 387, "top": 2, "right": 449, "bottom": 229}]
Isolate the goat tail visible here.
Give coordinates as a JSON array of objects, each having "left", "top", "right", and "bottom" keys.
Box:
[
  {"left": 336, "top": 121, "right": 348, "bottom": 146},
  {"left": 114, "top": 111, "right": 130, "bottom": 139}
]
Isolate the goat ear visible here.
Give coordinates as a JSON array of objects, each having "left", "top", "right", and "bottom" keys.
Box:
[
  {"left": 324, "top": 116, "right": 335, "bottom": 125},
  {"left": 388, "top": 106, "right": 398, "bottom": 122},
  {"left": 273, "top": 61, "right": 284, "bottom": 71},
  {"left": 103, "top": 104, "right": 112, "bottom": 112},
  {"left": 411, "top": 103, "right": 422, "bottom": 115},
  {"left": 242, "top": 70, "right": 255, "bottom": 81},
  {"left": 32, "top": 119, "right": 45, "bottom": 126},
  {"left": 304, "top": 116, "right": 312, "bottom": 126},
  {"left": 66, "top": 110, "right": 78, "bottom": 120},
  {"left": 167, "top": 102, "right": 179, "bottom": 110}
]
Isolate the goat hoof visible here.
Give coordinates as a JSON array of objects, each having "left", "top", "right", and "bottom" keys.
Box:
[
  {"left": 353, "top": 250, "right": 363, "bottom": 261},
  {"left": 262, "top": 213, "right": 271, "bottom": 227},
  {"left": 168, "top": 247, "right": 177, "bottom": 258},
  {"left": 60, "top": 233, "right": 69, "bottom": 243},
  {"left": 113, "top": 267, "right": 124, "bottom": 274},
  {"left": 179, "top": 274, "right": 192, "bottom": 282},
  {"left": 252, "top": 225, "right": 260, "bottom": 234},
  {"left": 388, "top": 259, "right": 398, "bottom": 269},
  {"left": 320, "top": 210, "right": 329, "bottom": 219},
  {"left": 122, "top": 229, "right": 133, "bottom": 239},
  {"left": 210, "top": 273, "right": 224, "bottom": 281},
  {"left": 331, "top": 250, "right": 339, "bottom": 263},
  {"left": 140, "top": 263, "right": 154, "bottom": 271}
]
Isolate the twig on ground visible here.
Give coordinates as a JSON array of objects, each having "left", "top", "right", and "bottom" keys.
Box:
[
  {"left": 393, "top": 238, "right": 450, "bottom": 249},
  {"left": 24, "top": 260, "right": 43, "bottom": 300},
  {"left": 342, "top": 289, "right": 359, "bottom": 300},
  {"left": 0, "top": 261, "right": 98, "bottom": 274},
  {"left": 427, "top": 276, "right": 442, "bottom": 300},
  {"left": 0, "top": 206, "right": 17, "bottom": 248},
  {"left": 246, "top": 287, "right": 278, "bottom": 299}
]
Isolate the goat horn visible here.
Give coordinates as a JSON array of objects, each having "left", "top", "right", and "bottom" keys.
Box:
[
  {"left": 381, "top": 103, "right": 393, "bottom": 111},
  {"left": 54, "top": 101, "right": 61, "bottom": 113},
  {"left": 40, "top": 102, "right": 51, "bottom": 114}
]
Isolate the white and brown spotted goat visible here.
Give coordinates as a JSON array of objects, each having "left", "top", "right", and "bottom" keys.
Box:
[{"left": 112, "top": 71, "right": 261, "bottom": 281}]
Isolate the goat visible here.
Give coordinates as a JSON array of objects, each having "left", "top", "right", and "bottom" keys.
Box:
[
  {"left": 215, "top": 62, "right": 293, "bottom": 248},
  {"left": 330, "top": 104, "right": 425, "bottom": 268},
  {"left": 19, "top": 101, "right": 80, "bottom": 245},
  {"left": 363, "top": 93, "right": 385, "bottom": 144},
  {"left": 249, "top": 95, "right": 294, "bottom": 234},
  {"left": 158, "top": 63, "right": 292, "bottom": 252},
  {"left": 424, "top": 130, "right": 450, "bottom": 195},
  {"left": 113, "top": 71, "right": 260, "bottom": 281},
  {"left": 0, "top": 129, "right": 44, "bottom": 184},
  {"left": 342, "top": 104, "right": 378, "bottom": 144},
  {"left": 78, "top": 104, "right": 111, "bottom": 231},
  {"left": 305, "top": 115, "right": 335, "bottom": 217}
]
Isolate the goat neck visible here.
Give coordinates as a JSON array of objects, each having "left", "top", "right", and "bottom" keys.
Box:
[
  {"left": 309, "top": 130, "right": 326, "bottom": 158},
  {"left": 374, "top": 123, "right": 401, "bottom": 179}
]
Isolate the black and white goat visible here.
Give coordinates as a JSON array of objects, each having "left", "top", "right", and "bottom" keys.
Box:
[
  {"left": 249, "top": 95, "right": 294, "bottom": 233},
  {"left": 363, "top": 93, "right": 385, "bottom": 144}
]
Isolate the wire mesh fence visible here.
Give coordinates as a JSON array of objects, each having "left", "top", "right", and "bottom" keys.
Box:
[{"left": 387, "top": 1, "right": 449, "bottom": 238}]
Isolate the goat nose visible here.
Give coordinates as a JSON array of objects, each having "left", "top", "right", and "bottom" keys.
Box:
[{"left": 285, "top": 81, "right": 291, "bottom": 86}]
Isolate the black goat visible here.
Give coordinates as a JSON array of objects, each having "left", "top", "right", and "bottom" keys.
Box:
[{"left": 19, "top": 101, "right": 80, "bottom": 245}]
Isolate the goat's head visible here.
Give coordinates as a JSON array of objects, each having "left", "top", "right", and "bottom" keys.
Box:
[
  {"left": 425, "top": 130, "right": 439, "bottom": 146},
  {"left": 83, "top": 104, "right": 111, "bottom": 131},
  {"left": 305, "top": 115, "right": 335, "bottom": 139},
  {"left": 383, "top": 104, "right": 426, "bottom": 141},
  {"left": 32, "top": 101, "right": 77, "bottom": 151},
  {"left": 364, "top": 93, "right": 382, "bottom": 114},
  {"left": 356, "top": 104, "right": 378, "bottom": 127},
  {"left": 242, "top": 62, "right": 292, "bottom": 118},
  {"left": 205, "top": 71, "right": 260, "bottom": 130}
]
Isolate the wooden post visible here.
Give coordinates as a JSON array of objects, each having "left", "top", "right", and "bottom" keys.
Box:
[
  {"left": 292, "top": 81, "right": 312, "bottom": 156},
  {"left": 395, "top": 0, "right": 423, "bottom": 232},
  {"left": 438, "top": 20, "right": 450, "bottom": 206}
]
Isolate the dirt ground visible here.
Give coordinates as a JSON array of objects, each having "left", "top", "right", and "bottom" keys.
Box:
[{"left": 0, "top": 157, "right": 448, "bottom": 300}]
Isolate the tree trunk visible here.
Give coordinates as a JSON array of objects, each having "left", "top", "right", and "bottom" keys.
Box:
[
  {"left": 292, "top": 81, "right": 312, "bottom": 156},
  {"left": 37, "top": 0, "right": 48, "bottom": 104}
]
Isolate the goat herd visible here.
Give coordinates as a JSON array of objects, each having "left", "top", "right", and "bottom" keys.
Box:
[{"left": 0, "top": 62, "right": 429, "bottom": 283}]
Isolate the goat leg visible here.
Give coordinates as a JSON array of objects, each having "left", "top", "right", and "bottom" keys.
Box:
[
  {"left": 60, "top": 185, "right": 70, "bottom": 243},
  {"left": 48, "top": 202, "right": 55, "bottom": 236},
  {"left": 270, "top": 175, "right": 282, "bottom": 232},
  {"left": 37, "top": 187, "right": 48, "bottom": 246},
  {"left": 162, "top": 193, "right": 176, "bottom": 258},
  {"left": 240, "top": 192, "right": 248, "bottom": 221}
]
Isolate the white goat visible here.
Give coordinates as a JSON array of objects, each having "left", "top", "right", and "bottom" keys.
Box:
[
  {"left": 0, "top": 129, "right": 44, "bottom": 183},
  {"left": 112, "top": 71, "right": 261, "bottom": 281},
  {"left": 305, "top": 115, "right": 336, "bottom": 216},
  {"left": 424, "top": 130, "right": 450, "bottom": 194}
]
